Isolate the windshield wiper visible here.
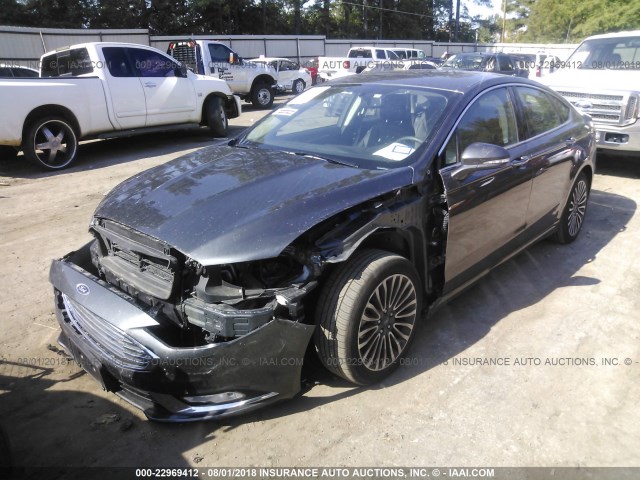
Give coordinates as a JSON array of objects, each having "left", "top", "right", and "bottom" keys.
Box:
[{"left": 289, "top": 151, "right": 359, "bottom": 168}]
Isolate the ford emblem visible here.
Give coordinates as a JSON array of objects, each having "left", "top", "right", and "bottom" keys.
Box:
[{"left": 574, "top": 100, "right": 593, "bottom": 110}]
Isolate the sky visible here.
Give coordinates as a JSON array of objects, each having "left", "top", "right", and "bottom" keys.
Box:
[{"left": 467, "top": 0, "right": 504, "bottom": 19}]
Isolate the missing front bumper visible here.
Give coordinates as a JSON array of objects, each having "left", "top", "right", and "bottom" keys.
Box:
[{"left": 50, "top": 256, "right": 316, "bottom": 422}]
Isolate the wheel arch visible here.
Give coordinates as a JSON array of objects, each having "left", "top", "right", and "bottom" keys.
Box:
[
  {"left": 578, "top": 164, "right": 593, "bottom": 189},
  {"left": 315, "top": 225, "right": 428, "bottom": 304},
  {"left": 357, "top": 227, "right": 427, "bottom": 291},
  {"left": 251, "top": 74, "right": 277, "bottom": 91},
  {"left": 22, "top": 105, "right": 80, "bottom": 145}
]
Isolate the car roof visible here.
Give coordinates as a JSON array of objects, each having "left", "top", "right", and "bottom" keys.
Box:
[
  {"left": 43, "top": 42, "right": 161, "bottom": 54},
  {"left": 329, "top": 69, "right": 534, "bottom": 93},
  {"left": 583, "top": 30, "right": 640, "bottom": 40}
]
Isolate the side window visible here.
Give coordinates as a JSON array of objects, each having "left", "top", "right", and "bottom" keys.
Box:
[
  {"left": 442, "top": 88, "right": 517, "bottom": 168},
  {"left": 376, "top": 49, "right": 386, "bottom": 59},
  {"left": 130, "top": 49, "right": 177, "bottom": 78},
  {"left": 103, "top": 47, "right": 133, "bottom": 77},
  {"left": 515, "top": 87, "right": 564, "bottom": 138},
  {"left": 0, "top": 67, "right": 13, "bottom": 77},
  {"left": 13, "top": 67, "right": 37, "bottom": 78},
  {"left": 41, "top": 48, "right": 93, "bottom": 77},
  {"left": 208, "top": 44, "right": 232, "bottom": 63},
  {"left": 499, "top": 56, "right": 514, "bottom": 71}
]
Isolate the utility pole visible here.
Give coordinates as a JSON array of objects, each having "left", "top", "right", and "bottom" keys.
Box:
[
  {"left": 448, "top": 0, "right": 453, "bottom": 42},
  {"left": 364, "top": 0, "right": 368, "bottom": 38},
  {"left": 454, "top": 0, "right": 460, "bottom": 41},
  {"left": 501, "top": 0, "right": 507, "bottom": 43},
  {"left": 379, "top": 0, "right": 383, "bottom": 39}
]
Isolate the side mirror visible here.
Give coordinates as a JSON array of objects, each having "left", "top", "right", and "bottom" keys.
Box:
[
  {"left": 176, "top": 64, "right": 188, "bottom": 78},
  {"left": 452, "top": 142, "right": 510, "bottom": 181}
]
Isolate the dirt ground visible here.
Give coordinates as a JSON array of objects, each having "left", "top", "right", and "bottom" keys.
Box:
[{"left": 1, "top": 95, "right": 639, "bottom": 472}]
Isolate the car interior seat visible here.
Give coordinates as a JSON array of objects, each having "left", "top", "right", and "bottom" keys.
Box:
[
  {"left": 413, "top": 95, "right": 447, "bottom": 140},
  {"left": 360, "top": 93, "right": 415, "bottom": 147}
]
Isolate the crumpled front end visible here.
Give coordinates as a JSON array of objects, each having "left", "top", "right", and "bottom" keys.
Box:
[{"left": 50, "top": 237, "right": 316, "bottom": 422}]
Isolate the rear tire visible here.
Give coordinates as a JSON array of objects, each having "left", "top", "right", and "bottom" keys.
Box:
[
  {"left": 205, "top": 97, "right": 228, "bottom": 137},
  {"left": 24, "top": 116, "right": 78, "bottom": 170},
  {"left": 315, "top": 249, "right": 422, "bottom": 385},
  {"left": 554, "top": 171, "right": 590, "bottom": 244},
  {"left": 251, "top": 82, "right": 274, "bottom": 109}
]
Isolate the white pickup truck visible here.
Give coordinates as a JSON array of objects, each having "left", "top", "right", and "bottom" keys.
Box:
[
  {"left": 318, "top": 46, "right": 402, "bottom": 78},
  {"left": 166, "top": 40, "right": 278, "bottom": 109},
  {"left": 0, "top": 42, "right": 241, "bottom": 170},
  {"left": 540, "top": 31, "right": 640, "bottom": 155}
]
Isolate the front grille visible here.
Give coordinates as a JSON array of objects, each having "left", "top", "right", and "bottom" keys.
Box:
[
  {"left": 557, "top": 91, "right": 623, "bottom": 101},
  {"left": 62, "top": 293, "right": 154, "bottom": 370},
  {"left": 555, "top": 90, "right": 634, "bottom": 126},
  {"left": 93, "top": 219, "right": 179, "bottom": 301}
]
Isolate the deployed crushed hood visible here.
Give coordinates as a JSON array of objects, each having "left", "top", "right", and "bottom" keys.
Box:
[
  {"left": 541, "top": 69, "right": 640, "bottom": 92},
  {"left": 94, "top": 145, "right": 413, "bottom": 265}
]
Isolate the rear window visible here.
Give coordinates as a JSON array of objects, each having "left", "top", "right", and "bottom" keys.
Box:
[
  {"left": 349, "top": 49, "right": 373, "bottom": 58},
  {"left": 41, "top": 48, "right": 94, "bottom": 77}
]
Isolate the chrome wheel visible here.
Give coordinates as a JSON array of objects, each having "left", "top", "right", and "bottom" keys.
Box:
[
  {"left": 257, "top": 88, "right": 271, "bottom": 105},
  {"left": 251, "top": 82, "right": 274, "bottom": 109},
  {"left": 554, "top": 171, "right": 590, "bottom": 244},
  {"left": 25, "top": 117, "right": 78, "bottom": 170},
  {"left": 567, "top": 178, "right": 588, "bottom": 237},
  {"left": 358, "top": 274, "right": 418, "bottom": 371},
  {"left": 293, "top": 79, "right": 305, "bottom": 94}
]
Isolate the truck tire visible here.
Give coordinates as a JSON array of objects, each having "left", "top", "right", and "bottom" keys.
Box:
[
  {"left": 205, "top": 97, "right": 228, "bottom": 137},
  {"left": 0, "top": 146, "right": 18, "bottom": 161},
  {"left": 24, "top": 116, "right": 78, "bottom": 170},
  {"left": 314, "top": 249, "right": 422, "bottom": 385},
  {"left": 251, "top": 82, "right": 274, "bottom": 109}
]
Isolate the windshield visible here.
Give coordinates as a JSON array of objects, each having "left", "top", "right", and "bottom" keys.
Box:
[
  {"left": 442, "top": 53, "right": 485, "bottom": 71},
  {"left": 567, "top": 36, "right": 640, "bottom": 70},
  {"left": 238, "top": 84, "right": 452, "bottom": 169}
]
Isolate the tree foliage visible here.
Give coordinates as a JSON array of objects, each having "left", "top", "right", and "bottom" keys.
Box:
[{"left": 1, "top": 0, "right": 639, "bottom": 43}]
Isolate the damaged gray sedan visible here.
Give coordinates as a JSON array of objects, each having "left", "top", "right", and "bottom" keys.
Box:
[{"left": 50, "top": 71, "right": 595, "bottom": 421}]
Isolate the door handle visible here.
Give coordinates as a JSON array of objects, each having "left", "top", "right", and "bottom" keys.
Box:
[
  {"left": 480, "top": 176, "right": 495, "bottom": 187},
  {"left": 144, "top": 82, "right": 157, "bottom": 88},
  {"left": 511, "top": 155, "right": 531, "bottom": 166}
]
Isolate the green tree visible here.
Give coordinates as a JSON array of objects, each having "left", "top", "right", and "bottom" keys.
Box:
[{"left": 89, "top": 0, "right": 149, "bottom": 29}]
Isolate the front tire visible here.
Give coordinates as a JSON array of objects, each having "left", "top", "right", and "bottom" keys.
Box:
[
  {"left": 554, "top": 171, "right": 590, "bottom": 244},
  {"left": 315, "top": 249, "right": 422, "bottom": 385},
  {"left": 251, "top": 82, "right": 274, "bottom": 109},
  {"left": 205, "top": 97, "right": 228, "bottom": 137},
  {"left": 24, "top": 117, "right": 78, "bottom": 170},
  {"left": 292, "top": 79, "right": 305, "bottom": 94}
]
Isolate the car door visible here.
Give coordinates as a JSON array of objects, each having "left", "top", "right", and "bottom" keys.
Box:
[
  {"left": 512, "top": 86, "right": 582, "bottom": 236},
  {"left": 278, "top": 60, "right": 297, "bottom": 89},
  {"left": 439, "top": 86, "right": 535, "bottom": 293},
  {"left": 207, "top": 42, "right": 244, "bottom": 92},
  {"left": 128, "top": 47, "right": 198, "bottom": 127},
  {"left": 101, "top": 47, "right": 147, "bottom": 129}
]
